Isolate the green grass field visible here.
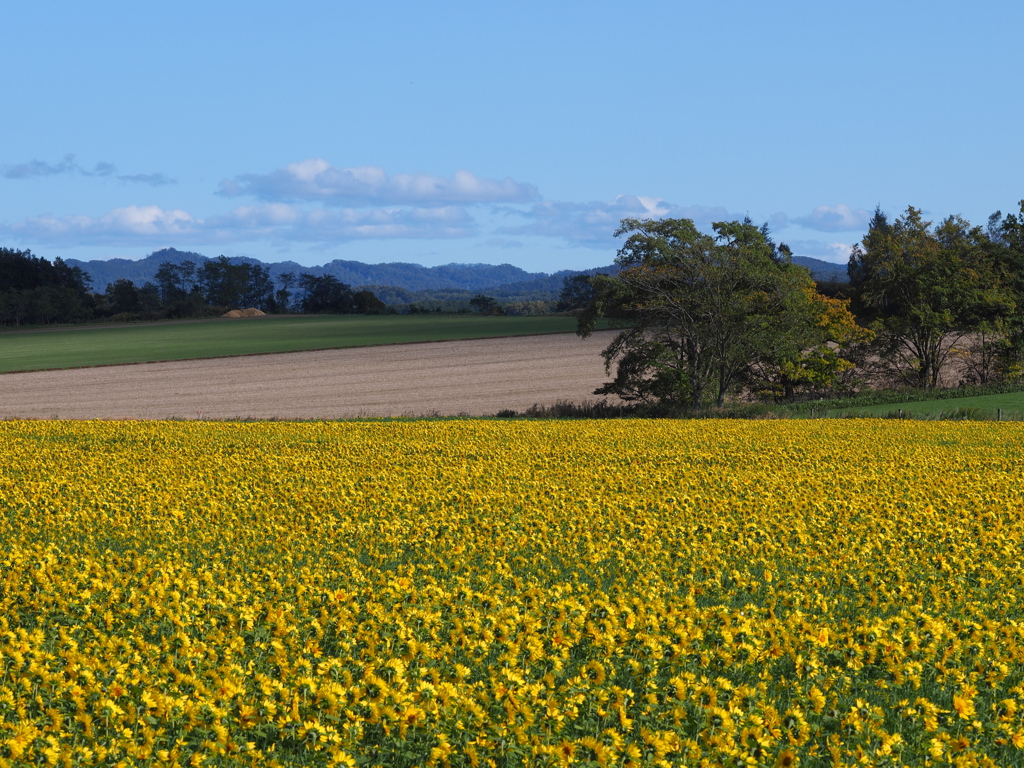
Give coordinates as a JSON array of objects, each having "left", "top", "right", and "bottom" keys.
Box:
[
  {"left": 0, "top": 314, "right": 589, "bottom": 373},
  {"left": 825, "top": 390, "right": 1024, "bottom": 419}
]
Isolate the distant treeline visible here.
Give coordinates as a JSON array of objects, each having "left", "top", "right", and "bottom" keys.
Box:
[
  {"left": 0, "top": 248, "right": 613, "bottom": 325},
  {"left": 65, "top": 248, "right": 613, "bottom": 296},
  {"left": 0, "top": 251, "right": 388, "bottom": 326}
]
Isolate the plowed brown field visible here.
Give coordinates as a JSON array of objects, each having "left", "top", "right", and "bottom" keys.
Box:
[{"left": 0, "top": 331, "right": 619, "bottom": 420}]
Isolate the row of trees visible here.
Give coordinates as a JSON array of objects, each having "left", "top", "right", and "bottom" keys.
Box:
[
  {"left": 578, "top": 202, "right": 1024, "bottom": 407},
  {"left": 846, "top": 204, "right": 1024, "bottom": 388},
  {"left": 0, "top": 250, "right": 386, "bottom": 326},
  {"left": 0, "top": 249, "right": 94, "bottom": 326},
  {"left": 110, "top": 256, "right": 386, "bottom": 317}
]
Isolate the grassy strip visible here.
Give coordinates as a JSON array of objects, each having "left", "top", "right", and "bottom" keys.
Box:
[
  {"left": 0, "top": 314, "right": 589, "bottom": 374},
  {"left": 819, "top": 390, "right": 1024, "bottom": 419},
  {"left": 492, "top": 381, "right": 1024, "bottom": 421},
  {"left": 778, "top": 380, "right": 1024, "bottom": 413},
  {"left": 692, "top": 381, "right": 1024, "bottom": 420}
]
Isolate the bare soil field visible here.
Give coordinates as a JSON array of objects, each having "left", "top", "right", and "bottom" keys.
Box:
[{"left": 0, "top": 331, "right": 619, "bottom": 420}]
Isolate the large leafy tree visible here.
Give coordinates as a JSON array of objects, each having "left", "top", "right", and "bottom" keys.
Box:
[
  {"left": 577, "top": 217, "right": 866, "bottom": 408},
  {"left": 848, "top": 206, "right": 1012, "bottom": 388}
]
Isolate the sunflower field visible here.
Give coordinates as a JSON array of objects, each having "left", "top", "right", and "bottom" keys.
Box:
[{"left": 1, "top": 419, "right": 1022, "bottom": 767}]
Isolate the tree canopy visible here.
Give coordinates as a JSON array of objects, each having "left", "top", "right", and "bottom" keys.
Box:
[
  {"left": 849, "top": 206, "right": 1015, "bottom": 388},
  {"left": 0, "top": 248, "right": 94, "bottom": 326},
  {"left": 578, "top": 217, "right": 869, "bottom": 407}
]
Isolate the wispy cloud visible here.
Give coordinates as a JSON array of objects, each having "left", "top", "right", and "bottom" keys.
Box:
[
  {"left": 498, "top": 195, "right": 734, "bottom": 248},
  {"left": 1, "top": 155, "right": 175, "bottom": 186},
  {"left": 3, "top": 155, "right": 79, "bottom": 179},
  {"left": 90, "top": 161, "right": 117, "bottom": 177},
  {"left": 219, "top": 159, "right": 539, "bottom": 206},
  {"left": 116, "top": 172, "right": 176, "bottom": 186},
  {"left": 7, "top": 206, "right": 199, "bottom": 244},
  {"left": 4, "top": 203, "right": 476, "bottom": 246},
  {"left": 209, "top": 203, "right": 477, "bottom": 241},
  {"left": 791, "top": 203, "right": 871, "bottom": 232}
]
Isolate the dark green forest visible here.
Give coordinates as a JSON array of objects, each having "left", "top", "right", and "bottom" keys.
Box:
[{"left": 0, "top": 251, "right": 389, "bottom": 325}]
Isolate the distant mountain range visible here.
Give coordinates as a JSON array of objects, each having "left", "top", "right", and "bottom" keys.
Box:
[
  {"left": 791, "top": 256, "right": 848, "bottom": 282},
  {"left": 67, "top": 248, "right": 849, "bottom": 302},
  {"left": 67, "top": 249, "right": 600, "bottom": 296}
]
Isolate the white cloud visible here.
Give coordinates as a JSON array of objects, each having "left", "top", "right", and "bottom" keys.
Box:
[
  {"left": 285, "top": 206, "right": 476, "bottom": 241},
  {"left": 9, "top": 206, "right": 198, "bottom": 243},
  {"left": 210, "top": 202, "right": 473, "bottom": 241},
  {"left": 792, "top": 203, "right": 871, "bottom": 232},
  {"left": 4, "top": 203, "right": 476, "bottom": 246},
  {"left": 498, "top": 195, "right": 734, "bottom": 248},
  {"left": 101, "top": 206, "right": 195, "bottom": 234},
  {"left": 219, "top": 159, "right": 539, "bottom": 206},
  {"left": 208, "top": 203, "right": 303, "bottom": 229}
]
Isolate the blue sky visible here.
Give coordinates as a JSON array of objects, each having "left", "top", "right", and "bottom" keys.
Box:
[{"left": 3, "top": 0, "right": 1022, "bottom": 272}]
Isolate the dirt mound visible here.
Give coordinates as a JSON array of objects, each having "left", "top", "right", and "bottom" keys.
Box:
[{"left": 222, "top": 308, "right": 266, "bottom": 318}]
